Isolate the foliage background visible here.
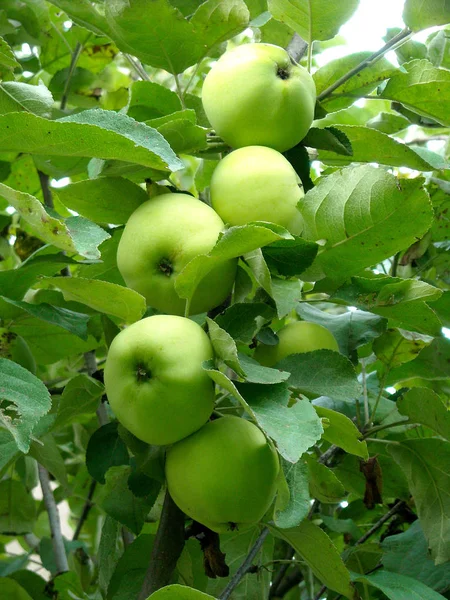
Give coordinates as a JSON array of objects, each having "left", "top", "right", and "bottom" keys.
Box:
[{"left": 0, "top": 1, "right": 449, "bottom": 599}]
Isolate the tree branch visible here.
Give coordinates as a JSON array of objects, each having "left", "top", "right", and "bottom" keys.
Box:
[
  {"left": 219, "top": 527, "right": 269, "bottom": 600},
  {"left": 72, "top": 479, "right": 97, "bottom": 541},
  {"left": 138, "top": 489, "right": 186, "bottom": 599},
  {"left": 38, "top": 170, "right": 54, "bottom": 209},
  {"left": 38, "top": 464, "right": 69, "bottom": 575},
  {"left": 354, "top": 500, "right": 404, "bottom": 546},
  {"left": 317, "top": 27, "right": 411, "bottom": 102},
  {"left": 60, "top": 42, "right": 82, "bottom": 111}
]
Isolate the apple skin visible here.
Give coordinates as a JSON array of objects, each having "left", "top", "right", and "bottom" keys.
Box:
[
  {"left": 202, "top": 43, "right": 316, "bottom": 152},
  {"left": 104, "top": 315, "right": 215, "bottom": 446},
  {"left": 254, "top": 321, "right": 339, "bottom": 367},
  {"left": 165, "top": 416, "right": 280, "bottom": 533},
  {"left": 0, "top": 328, "right": 36, "bottom": 374},
  {"left": 146, "top": 584, "right": 216, "bottom": 599},
  {"left": 210, "top": 146, "right": 304, "bottom": 234},
  {"left": 117, "top": 193, "right": 237, "bottom": 316}
]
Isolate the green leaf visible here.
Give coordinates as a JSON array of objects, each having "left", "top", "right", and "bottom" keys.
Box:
[
  {"left": 317, "top": 125, "right": 443, "bottom": 171},
  {"left": 0, "top": 182, "right": 111, "bottom": 259},
  {"left": 307, "top": 456, "right": 346, "bottom": 503},
  {"left": 0, "top": 110, "right": 183, "bottom": 171},
  {"left": 403, "top": 0, "right": 450, "bottom": 32},
  {"left": 77, "top": 230, "right": 125, "bottom": 286},
  {"left": 366, "top": 111, "right": 410, "bottom": 134},
  {"left": 262, "top": 236, "right": 319, "bottom": 277},
  {"left": 0, "top": 577, "right": 33, "bottom": 600},
  {"left": 0, "top": 480, "right": 36, "bottom": 534},
  {"left": 29, "top": 434, "right": 69, "bottom": 491},
  {"left": 268, "top": 0, "right": 358, "bottom": 42},
  {"left": 239, "top": 382, "right": 324, "bottom": 462},
  {"left": 149, "top": 585, "right": 216, "bottom": 599},
  {"left": 314, "top": 405, "right": 368, "bottom": 459},
  {"left": 270, "top": 278, "right": 303, "bottom": 319},
  {"left": 1, "top": 297, "right": 90, "bottom": 340},
  {"left": 297, "top": 303, "right": 387, "bottom": 362},
  {"left": 0, "top": 358, "right": 51, "bottom": 453},
  {"left": 0, "top": 36, "right": 19, "bottom": 71},
  {"left": 215, "top": 302, "right": 275, "bottom": 345},
  {"left": 107, "top": 532, "right": 155, "bottom": 600},
  {"left": 175, "top": 222, "right": 292, "bottom": 304},
  {"left": 56, "top": 177, "right": 147, "bottom": 225},
  {"left": 127, "top": 81, "right": 182, "bottom": 121},
  {"left": 353, "top": 569, "right": 447, "bottom": 600},
  {"left": 302, "top": 126, "right": 353, "bottom": 156},
  {"left": 274, "top": 458, "right": 310, "bottom": 528},
  {"left": 238, "top": 354, "right": 291, "bottom": 384},
  {"left": 332, "top": 276, "right": 443, "bottom": 337},
  {"left": 382, "top": 60, "right": 450, "bottom": 126},
  {"left": 300, "top": 166, "right": 434, "bottom": 284},
  {"left": 99, "top": 466, "right": 158, "bottom": 535},
  {"left": 397, "top": 388, "right": 450, "bottom": 441},
  {"left": 0, "top": 82, "right": 53, "bottom": 117},
  {"left": 387, "top": 337, "right": 450, "bottom": 384},
  {"left": 382, "top": 520, "right": 450, "bottom": 593},
  {"left": 86, "top": 422, "right": 129, "bottom": 484},
  {"left": 373, "top": 328, "right": 433, "bottom": 368},
  {"left": 97, "top": 516, "right": 121, "bottom": 596},
  {"left": 40, "top": 276, "right": 146, "bottom": 324},
  {"left": 277, "top": 350, "right": 361, "bottom": 403},
  {"left": 269, "top": 520, "right": 355, "bottom": 598},
  {"left": 314, "top": 53, "right": 396, "bottom": 111},
  {"left": 190, "top": 0, "right": 250, "bottom": 54},
  {"left": 150, "top": 113, "right": 208, "bottom": 155},
  {"left": 206, "top": 317, "right": 246, "bottom": 377},
  {"left": 389, "top": 439, "right": 450, "bottom": 565}
]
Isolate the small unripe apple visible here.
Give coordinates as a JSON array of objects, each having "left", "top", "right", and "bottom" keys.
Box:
[
  {"left": 210, "top": 146, "right": 304, "bottom": 234},
  {"left": 117, "top": 193, "right": 237, "bottom": 316},
  {"left": 254, "top": 321, "right": 339, "bottom": 367},
  {"left": 202, "top": 43, "right": 316, "bottom": 152},
  {"left": 146, "top": 584, "right": 216, "bottom": 599},
  {"left": 166, "top": 416, "right": 280, "bottom": 533},
  {"left": 104, "top": 315, "right": 215, "bottom": 446},
  {"left": 0, "top": 328, "right": 36, "bottom": 374}
]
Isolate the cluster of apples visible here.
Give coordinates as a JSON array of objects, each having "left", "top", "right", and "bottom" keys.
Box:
[{"left": 105, "top": 44, "right": 337, "bottom": 534}]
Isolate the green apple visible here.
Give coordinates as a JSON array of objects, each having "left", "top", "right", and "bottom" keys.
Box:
[
  {"left": 202, "top": 43, "right": 316, "bottom": 152},
  {"left": 117, "top": 193, "right": 237, "bottom": 316},
  {"left": 147, "top": 584, "right": 216, "bottom": 599},
  {"left": 254, "top": 321, "right": 339, "bottom": 367},
  {"left": 166, "top": 416, "right": 280, "bottom": 533},
  {"left": 0, "top": 328, "right": 36, "bottom": 374},
  {"left": 210, "top": 145, "right": 304, "bottom": 234},
  {"left": 104, "top": 315, "right": 215, "bottom": 446}
]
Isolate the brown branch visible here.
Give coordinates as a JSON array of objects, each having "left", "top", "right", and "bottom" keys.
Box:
[
  {"left": 60, "top": 42, "right": 82, "bottom": 110},
  {"left": 72, "top": 479, "right": 97, "bottom": 541},
  {"left": 354, "top": 500, "right": 404, "bottom": 546},
  {"left": 138, "top": 489, "right": 186, "bottom": 599}
]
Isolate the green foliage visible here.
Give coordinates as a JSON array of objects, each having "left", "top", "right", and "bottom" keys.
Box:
[{"left": 0, "top": 1, "right": 449, "bottom": 599}]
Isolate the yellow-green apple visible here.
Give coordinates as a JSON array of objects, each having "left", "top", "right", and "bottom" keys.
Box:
[
  {"left": 202, "top": 43, "right": 316, "bottom": 152},
  {"left": 104, "top": 315, "right": 215, "bottom": 445},
  {"left": 254, "top": 321, "right": 339, "bottom": 366},
  {"left": 117, "top": 193, "right": 237, "bottom": 316},
  {"left": 165, "top": 416, "right": 280, "bottom": 533},
  {"left": 0, "top": 328, "right": 36, "bottom": 374},
  {"left": 210, "top": 145, "right": 304, "bottom": 234}
]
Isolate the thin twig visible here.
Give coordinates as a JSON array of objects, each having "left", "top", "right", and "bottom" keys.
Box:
[
  {"left": 124, "top": 53, "right": 151, "bottom": 81},
  {"left": 138, "top": 489, "right": 186, "bottom": 599},
  {"left": 269, "top": 544, "right": 295, "bottom": 598},
  {"left": 72, "top": 479, "right": 97, "bottom": 541},
  {"left": 317, "top": 27, "right": 411, "bottom": 101},
  {"left": 361, "top": 360, "right": 370, "bottom": 425},
  {"left": 219, "top": 527, "right": 270, "bottom": 600},
  {"left": 38, "top": 465, "right": 69, "bottom": 574},
  {"left": 363, "top": 419, "right": 410, "bottom": 438},
  {"left": 354, "top": 500, "right": 404, "bottom": 546},
  {"left": 38, "top": 171, "right": 54, "bottom": 209},
  {"left": 60, "top": 42, "right": 83, "bottom": 111},
  {"left": 313, "top": 584, "right": 326, "bottom": 600}
]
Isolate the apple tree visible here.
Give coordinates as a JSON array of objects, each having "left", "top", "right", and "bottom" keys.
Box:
[{"left": 0, "top": 1, "right": 449, "bottom": 600}]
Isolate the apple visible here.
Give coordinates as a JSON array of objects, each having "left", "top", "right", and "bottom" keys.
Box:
[
  {"left": 147, "top": 584, "right": 216, "bottom": 599},
  {"left": 254, "top": 321, "right": 339, "bottom": 367},
  {"left": 210, "top": 146, "right": 304, "bottom": 234},
  {"left": 202, "top": 43, "right": 316, "bottom": 152},
  {"left": 165, "top": 416, "right": 280, "bottom": 533},
  {"left": 104, "top": 315, "right": 215, "bottom": 446},
  {"left": 117, "top": 193, "right": 237, "bottom": 316},
  {"left": 0, "top": 328, "right": 36, "bottom": 374}
]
